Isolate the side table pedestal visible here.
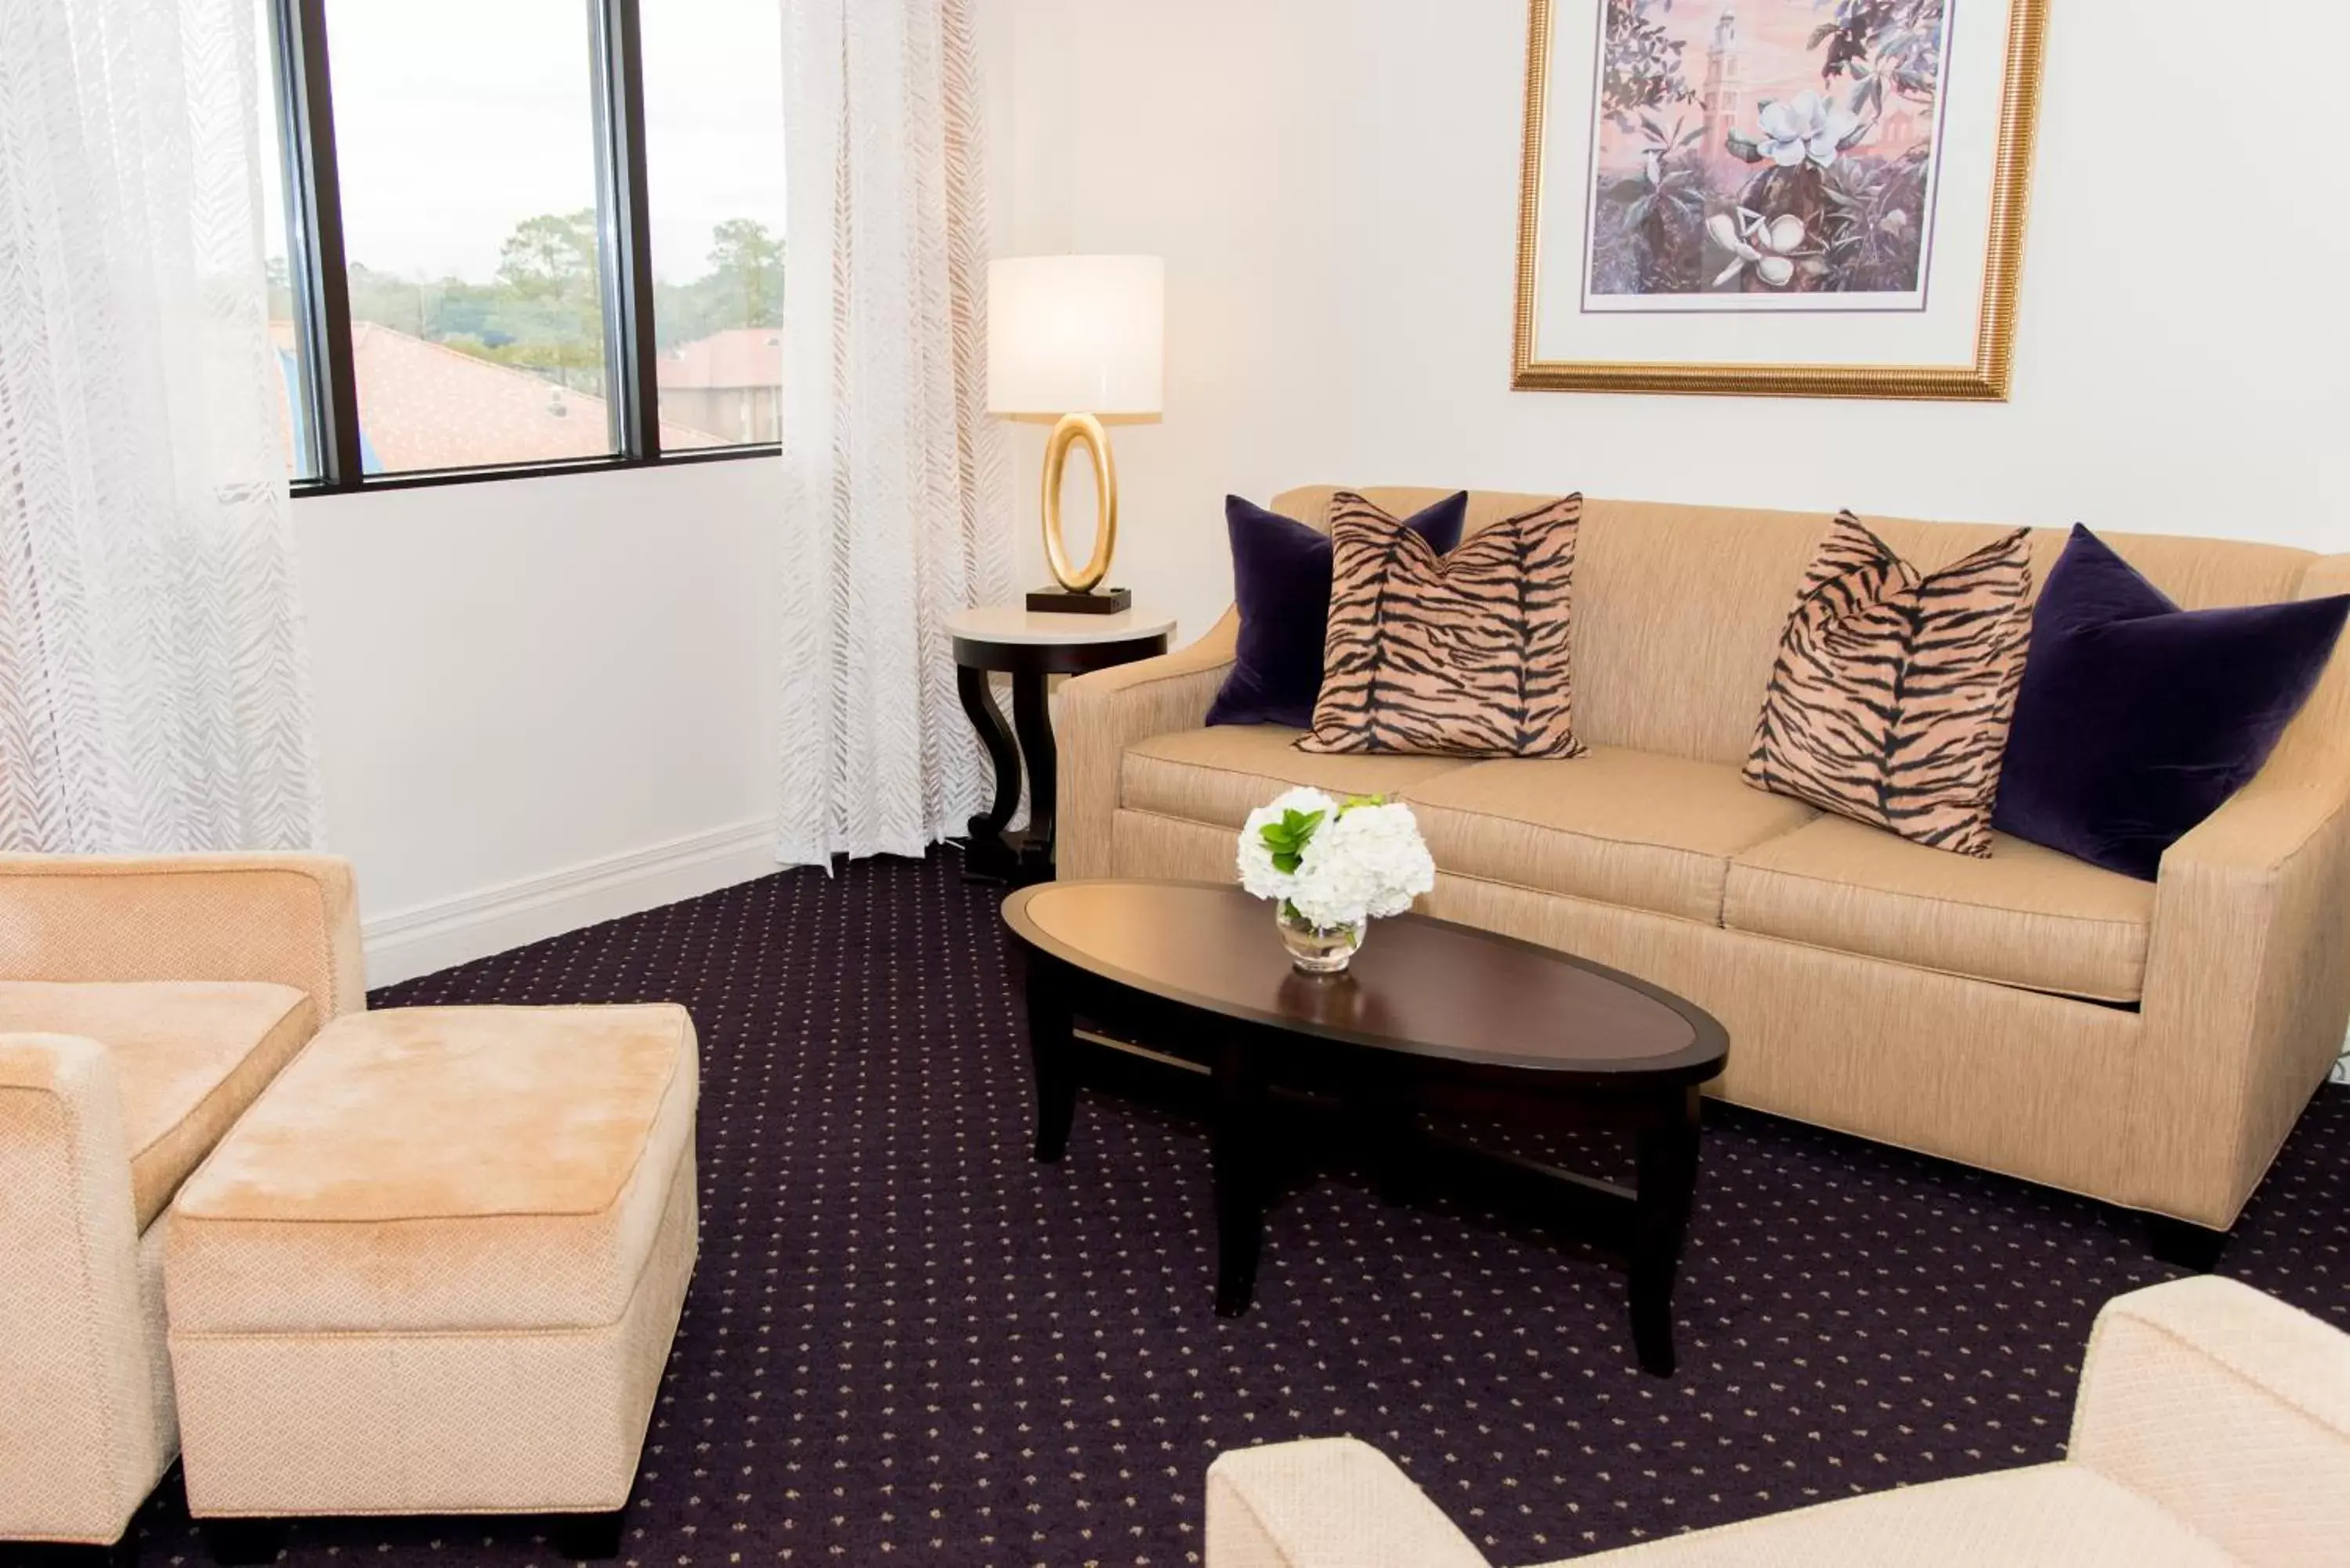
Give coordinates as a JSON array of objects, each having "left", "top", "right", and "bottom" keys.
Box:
[{"left": 945, "top": 605, "right": 1174, "bottom": 884}]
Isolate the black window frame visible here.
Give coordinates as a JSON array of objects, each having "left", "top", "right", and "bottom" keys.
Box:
[{"left": 264, "top": 0, "right": 780, "bottom": 497}]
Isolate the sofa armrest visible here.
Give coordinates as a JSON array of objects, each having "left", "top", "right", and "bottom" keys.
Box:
[
  {"left": 2131, "top": 772, "right": 2350, "bottom": 1227},
  {"left": 1055, "top": 610, "right": 1241, "bottom": 880},
  {"left": 0, "top": 853, "right": 364, "bottom": 1024},
  {"left": 0, "top": 1034, "right": 174, "bottom": 1543},
  {"left": 1206, "top": 1439, "right": 1491, "bottom": 1568},
  {"left": 2070, "top": 1276, "right": 2350, "bottom": 1563}
]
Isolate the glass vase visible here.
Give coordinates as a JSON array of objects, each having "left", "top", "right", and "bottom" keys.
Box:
[{"left": 1276, "top": 901, "right": 1364, "bottom": 974}]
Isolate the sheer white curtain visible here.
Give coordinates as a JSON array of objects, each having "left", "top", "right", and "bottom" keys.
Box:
[
  {"left": 773, "top": 0, "right": 1013, "bottom": 865},
  {"left": 0, "top": 0, "right": 322, "bottom": 852}
]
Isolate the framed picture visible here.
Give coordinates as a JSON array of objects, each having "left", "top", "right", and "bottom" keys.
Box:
[{"left": 1513, "top": 0, "right": 2046, "bottom": 399}]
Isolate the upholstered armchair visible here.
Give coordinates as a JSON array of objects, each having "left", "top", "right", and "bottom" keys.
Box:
[
  {"left": 1206, "top": 1275, "right": 2350, "bottom": 1567},
  {"left": 0, "top": 854, "right": 363, "bottom": 1556}
]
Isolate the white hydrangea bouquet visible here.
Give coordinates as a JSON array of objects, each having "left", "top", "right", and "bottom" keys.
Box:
[{"left": 1238, "top": 786, "right": 1436, "bottom": 974}]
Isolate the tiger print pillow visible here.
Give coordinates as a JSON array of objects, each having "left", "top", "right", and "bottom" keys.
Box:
[
  {"left": 1743, "top": 512, "right": 2034, "bottom": 856},
  {"left": 1298, "top": 490, "right": 1586, "bottom": 758}
]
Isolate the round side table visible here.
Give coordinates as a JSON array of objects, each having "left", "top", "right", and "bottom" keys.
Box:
[{"left": 946, "top": 605, "right": 1175, "bottom": 884}]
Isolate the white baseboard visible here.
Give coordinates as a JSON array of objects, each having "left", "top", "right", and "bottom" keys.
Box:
[{"left": 361, "top": 818, "right": 779, "bottom": 989}]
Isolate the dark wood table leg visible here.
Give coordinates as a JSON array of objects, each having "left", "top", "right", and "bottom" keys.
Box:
[
  {"left": 1009, "top": 669, "right": 1056, "bottom": 881},
  {"left": 956, "top": 663, "right": 1022, "bottom": 881},
  {"left": 1357, "top": 1079, "right": 1425, "bottom": 1208},
  {"left": 1211, "top": 1040, "right": 1268, "bottom": 1317},
  {"left": 1025, "top": 958, "right": 1079, "bottom": 1162},
  {"left": 1629, "top": 1086, "right": 1701, "bottom": 1377}
]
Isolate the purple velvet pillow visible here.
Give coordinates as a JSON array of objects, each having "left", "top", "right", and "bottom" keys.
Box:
[
  {"left": 1206, "top": 491, "right": 1468, "bottom": 729},
  {"left": 1992, "top": 525, "right": 2348, "bottom": 880}
]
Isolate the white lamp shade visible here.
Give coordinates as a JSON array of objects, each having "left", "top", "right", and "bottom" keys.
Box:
[{"left": 987, "top": 255, "right": 1164, "bottom": 417}]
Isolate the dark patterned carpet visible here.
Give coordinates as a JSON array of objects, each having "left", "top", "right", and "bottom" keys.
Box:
[{"left": 105, "top": 847, "right": 2350, "bottom": 1568}]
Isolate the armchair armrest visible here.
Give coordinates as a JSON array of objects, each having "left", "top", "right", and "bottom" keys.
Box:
[
  {"left": 0, "top": 853, "right": 364, "bottom": 1024},
  {"left": 2070, "top": 1276, "right": 2350, "bottom": 1563},
  {"left": 1206, "top": 1438, "right": 1491, "bottom": 1568},
  {"left": 0, "top": 1034, "right": 173, "bottom": 1543},
  {"left": 1055, "top": 610, "right": 1241, "bottom": 880},
  {"left": 2132, "top": 771, "right": 2350, "bottom": 1226}
]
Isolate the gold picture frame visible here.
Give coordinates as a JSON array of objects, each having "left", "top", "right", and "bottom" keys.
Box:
[{"left": 1513, "top": 0, "right": 2048, "bottom": 400}]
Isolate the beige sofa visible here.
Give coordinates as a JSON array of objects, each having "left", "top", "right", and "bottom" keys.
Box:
[
  {"left": 0, "top": 854, "right": 363, "bottom": 1552},
  {"left": 1058, "top": 488, "right": 2350, "bottom": 1245},
  {"left": 1204, "top": 1275, "right": 2350, "bottom": 1566}
]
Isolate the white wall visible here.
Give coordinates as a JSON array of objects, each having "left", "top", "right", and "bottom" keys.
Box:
[
  {"left": 298, "top": 5, "right": 2350, "bottom": 988},
  {"left": 980, "top": 0, "right": 2350, "bottom": 642},
  {"left": 298, "top": 458, "right": 779, "bottom": 985}
]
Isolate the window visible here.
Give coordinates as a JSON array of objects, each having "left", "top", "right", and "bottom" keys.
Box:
[
  {"left": 257, "top": 0, "right": 783, "bottom": 492},
  {"left": 324, "top": 0, "right": 617, "bottom": 475},
  {"left": 255, "top": 0, "right": 318, "bottom": 479},
  {"left": 641, "top": 0, "right": 788, "bottom": 450}
]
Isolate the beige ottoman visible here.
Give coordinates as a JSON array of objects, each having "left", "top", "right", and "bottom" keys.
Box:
[{"left": 163, "top": 1003, "right": 699, "bottom": 1560}]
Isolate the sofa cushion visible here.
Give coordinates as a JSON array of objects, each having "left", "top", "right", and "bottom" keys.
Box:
[
  {"left": 1207, "top": 490, "right": 1466, "bottom": 729},
  {"left": 1123, "top": 724, "right": 1475, "bottom": 831},
  {"left": 1744, "top": 511, "right": 2034, "bottom": 857},
  {"left": 1401, "top": 748, "right": 1817, "bottom": 923},
  {"left": 167, "top": 1003, "right": 698, "bottom": 1334},
  {"left": 1724, "top": 816, "right": 2155, "bottom": 1003},
  {"left": 1994, "top": 523, "right": 2350, "bottom": 880},
  {"left": 0, "top": 980, "right": 315, "bottom": 1229},
  {"left": 1301, "top": 491, "right": 1587, "bottom": 758}
]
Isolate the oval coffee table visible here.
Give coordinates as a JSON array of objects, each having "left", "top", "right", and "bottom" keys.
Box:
[{"left": 1001, "top": 880, "right": 1729, "bottom": 1376}]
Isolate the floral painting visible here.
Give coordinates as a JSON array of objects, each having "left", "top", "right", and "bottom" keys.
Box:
[{"left": 1584, "top": 0, "right": 1954, "bottom": 311}]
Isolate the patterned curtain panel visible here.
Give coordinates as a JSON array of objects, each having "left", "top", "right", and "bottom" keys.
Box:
[
  {"left": 0, "top": 0, "right": 322, "bottom": 853},
  {"left": 773, "top": 0, "right": 1013, "bottom": 865}
]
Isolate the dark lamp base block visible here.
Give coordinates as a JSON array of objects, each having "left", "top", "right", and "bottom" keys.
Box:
[{"left": 1026, "top": 585, "right": 1131, "bottom": 615}]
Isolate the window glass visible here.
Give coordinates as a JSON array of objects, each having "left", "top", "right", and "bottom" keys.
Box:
[
  {"left": 641, "top": 0, "right": 788, "bottom": 449},
  {"left": 323, "top": 0, "right": 617, "bottom": 474},
  {"left": 255, "top": 0, "right": 317, "bottom": 479}
]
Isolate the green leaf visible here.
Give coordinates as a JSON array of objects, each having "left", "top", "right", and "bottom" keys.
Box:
[
  {"left": 1259, "top": 807, "right": 1324, "bottom": 873},
  {"left": 1723, "top": 131, "right": 1767, "bottom": 164}
]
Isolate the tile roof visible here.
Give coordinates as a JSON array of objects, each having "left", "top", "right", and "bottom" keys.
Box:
[{"left": 269, "top": 319, "right": 733, "bottom": 471}]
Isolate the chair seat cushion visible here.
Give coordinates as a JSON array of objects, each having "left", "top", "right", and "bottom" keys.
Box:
[
  {"left": 1123, "top": 724, "right": 1475, "bottom": 831},
  {"left": 167, "top": 1003, "right": 698, "bottom": 1335},
  {"left": 1724, "top": 815, "right": 2155, "bottom": 1003},
  {"left": 0, "top": 980, "right": 314, "bottom": 1228},
  {"left": 1551, "top": 1464, "right": 2239, "bottom": 1567},
  {"left": 1399, "top": 747, "right": 1818, "bottom": 923}
]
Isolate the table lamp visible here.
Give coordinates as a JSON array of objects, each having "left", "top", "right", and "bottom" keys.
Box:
[{"left": 987, "top": 255, "right": 1164, "bottom": 613}]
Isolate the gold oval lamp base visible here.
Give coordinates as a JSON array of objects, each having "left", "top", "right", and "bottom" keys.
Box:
[{"left": 1039, "top": 410, "right": 1119, "bottom": 602}]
